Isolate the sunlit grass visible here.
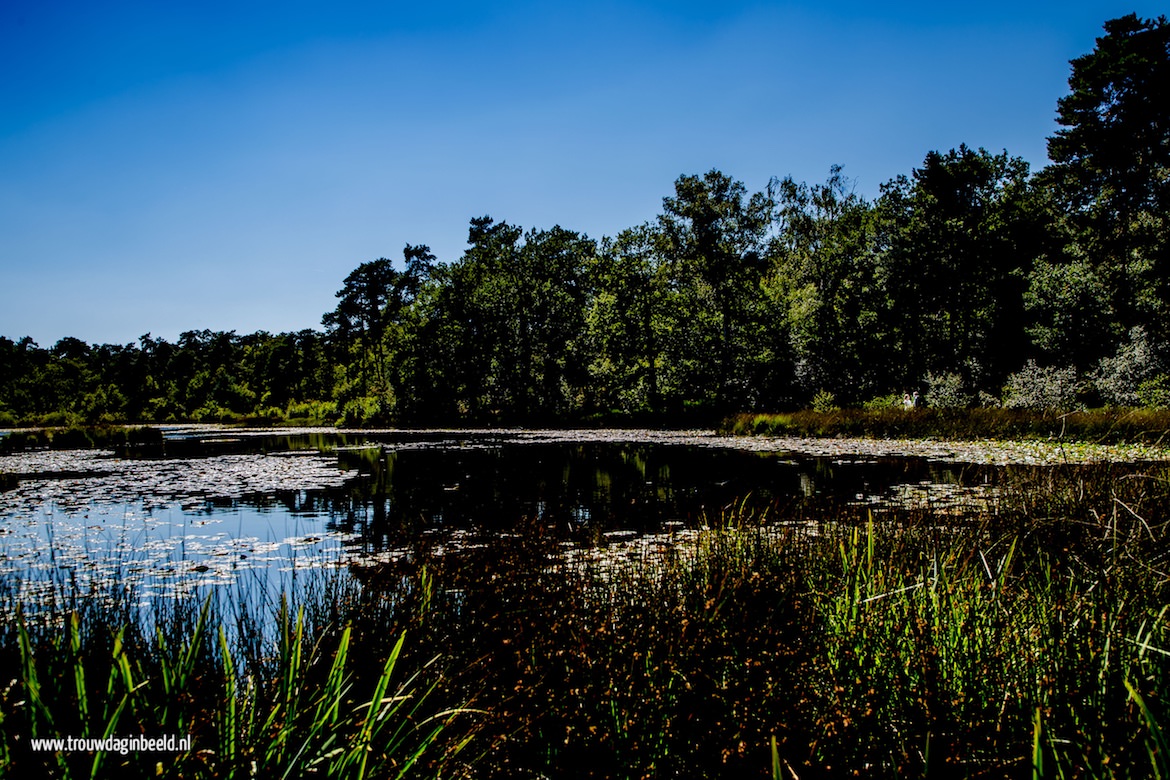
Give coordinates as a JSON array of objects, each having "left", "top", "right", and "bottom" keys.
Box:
[{"left": 724, "top": 407, "right": 1170, "bottom": 444}]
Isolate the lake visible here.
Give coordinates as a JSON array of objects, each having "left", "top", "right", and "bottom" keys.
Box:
[{"left": 0, "top": 425, "right": 1119, "bottom": 604}]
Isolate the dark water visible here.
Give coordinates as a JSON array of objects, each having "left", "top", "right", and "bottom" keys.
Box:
[
  {"left": 0, "top": 428, "right": 979, "bottom": 600},
  {"left": 329, "top": 440, "right": 964, "bottom": 543}
]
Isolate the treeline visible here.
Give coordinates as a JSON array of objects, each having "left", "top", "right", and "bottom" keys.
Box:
[{"left": 2, "top": 14, "right": 1168, "bottom": 428}]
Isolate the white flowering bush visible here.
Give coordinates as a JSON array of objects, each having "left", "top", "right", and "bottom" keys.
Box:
[
  {"left": 1002, "top": 361, "right": 1080, "bottom": 411},
  {"left": 923, "top": 371, "right": 971, "bottom": 409},
  {"left": 1092, "top": 326, "right": 1164, "bottom": 407}
]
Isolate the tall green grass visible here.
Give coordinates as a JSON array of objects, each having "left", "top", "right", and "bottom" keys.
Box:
[{"left": 0, "top": 577, "right": 474, "bottom": 779}]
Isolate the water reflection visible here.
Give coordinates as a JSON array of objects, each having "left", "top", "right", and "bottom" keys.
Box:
[
  {"left": 0, "top": 428, "right": 983, "bottom": 602},
  {"left": 324, "top": 442, "right": 978, "bottom": 548}
]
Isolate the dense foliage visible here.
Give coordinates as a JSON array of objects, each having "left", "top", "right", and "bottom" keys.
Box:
[{"left": 2, "top": 15, "right": 1168, "bottom": 427}]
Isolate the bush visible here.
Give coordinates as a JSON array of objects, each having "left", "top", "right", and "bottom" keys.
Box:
[
  {"left": 811, "top": 389, "right": 838, "bottom": 413},
  {"left": 36, "top": 410, "right": 80, "bottom": 428},
  {"left": 339, "top": 395, "right": 392, "bottom": 427},
  {"left": 923, "top": 371, "right": 971, "bottom": 409},
  {"left": 254, "top": 406, "right": 284, "bottom": 422},
  {"left": 1002, "top": 361, "right": 1080, "bottom": 411},
  {"left": 1093, "top": 326, "right": 1164, "bottom": 406},
  {"left": 285, "top": 400, "right": 338, "bottom": 424},
  {"left": 1137, "top": 375, "right": 1170, "bottom": 409},
  {"left": 191, "top": 404, "right": 245, "bottom": 424},
  {"left": 863, "top": 394, "right": 903, "bottom": 411}
]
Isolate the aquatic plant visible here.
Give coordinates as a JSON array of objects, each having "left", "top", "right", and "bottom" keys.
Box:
[{"left": 0, "top": 579, "right": 474, "bottom": 779}]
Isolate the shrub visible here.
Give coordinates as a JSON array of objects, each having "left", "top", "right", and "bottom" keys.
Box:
[
  {"left": 80, "top": 384, "right": 128, "bottom": 424},
  {"left": 192, "top": 404, "right": 245, "bottom": 424},
  {"left": 1137, "top": 375, "right": 1170, "bottom": 409},
  {"left": 1093, "top": 326, "right": 1164, "bottom": 406},
  {"left": 811, "top": 389, "right": 838, "bottom": 413},
  {"left": 255, "top": 406, "right": 284, "bottom": 422},
  {"left": 36, "top": 410, "right": 79, "bottom": 427},
  {"left": 923, "top": 371, "right": 971, "bottom": 409},
  {"left": 285, "top": 400, "right": 338, "bottom": 424},
  {"left": 863, "top": 394, "right": 903, "bottom": 411},
  {"left": 1002, "top": 361, "right": 1080, "bottom": 411},
  {"left": 339, "top": 395, "right": 392, "bottom": 427}
]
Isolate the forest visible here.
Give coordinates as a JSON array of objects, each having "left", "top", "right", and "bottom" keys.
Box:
[{"left": 2, "top": 14, "right": 1167, "bottom": 429}]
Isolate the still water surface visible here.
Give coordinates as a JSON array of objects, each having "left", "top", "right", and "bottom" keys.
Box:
[{"left": 0, "top": 427, "right": 985, "bottom": 602}]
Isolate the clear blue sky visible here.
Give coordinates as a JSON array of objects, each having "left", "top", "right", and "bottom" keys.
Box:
[{"left": 1, "top": 1, "right": 1163, "bottom": 346}]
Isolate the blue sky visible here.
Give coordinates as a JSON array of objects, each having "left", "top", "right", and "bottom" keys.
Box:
[{"left": 2, "top": 1, "right": 1164, "bottom": 346}]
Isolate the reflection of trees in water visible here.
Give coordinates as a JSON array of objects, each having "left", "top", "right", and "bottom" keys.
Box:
[{"left": 290, "top": 441, "right": 976, "bottom": 553}]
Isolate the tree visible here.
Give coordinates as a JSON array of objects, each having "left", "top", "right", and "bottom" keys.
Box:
[
  {"left": 415, "top": 217, "right": 594, "bottom": 422},
  {"left": 585, "top": 223, "right": 672, "bottom": 415},
  {"left": 658, "top": 170, "right": 772, "bottom": 411},
  {"left": 324, "top": 244, "right": 436, "bottom": 414},
  {"left": 323, "top": 258, "right": 399, "bottom": 398},
  {"left": 0, "top": 337, "right": 45, "bottom": 419},
  {"left": 1047, "top": 14, "right": 1170, "bottom": 217},
  {"left": 1023, "top": 247, "right": 1118, "bottom": 370},
  {"left": 163, "top": 330, "right": 252, "bottom": 418},
  {"left": 1041, "top": 14, "right": 1170, "bottom": 352},
  {"left": 874, "top": 147, "right": 1040, "bottom": 396},
  {"left": 768, "top": 166, "right": 875, "bottom": 403},
  {"left": 449, "top": 216, "right": 525, "bottom": 419},
  {"left": 513, "top": 225, "right": 594, "bottom": 419}
]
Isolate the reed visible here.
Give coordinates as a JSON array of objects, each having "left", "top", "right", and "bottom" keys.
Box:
[
  {"left": 386, "top": 463, "right": 1169, "bottom": 777},
  {"left": 0, "top": 580, "right": 474, "bottom": 779},
  {"left": 723, "top": 407, "right": 1170, "bottom": 443}
]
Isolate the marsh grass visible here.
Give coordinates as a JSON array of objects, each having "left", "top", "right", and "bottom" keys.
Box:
[
  {"left": 724, "top": 407, "right": 1170, "bottom": 444},
  {"left": 0, "top": 574, "right": 475, "bottom": 779},
  {"left": 3, "top": 463, "right": 1169, "bottom": 778},
  {"left": 389, "top": 464, "right": 1170, "bottom": 778}
]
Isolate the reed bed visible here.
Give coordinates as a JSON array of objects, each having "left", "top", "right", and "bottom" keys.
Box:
[
  {"left": 0, "top": 573, "right": 476, "bottom": 779},
  {"left": 3, "top": 463, "right": 1169, "bottom": 778},
  {"left": 723, "top": 407, "right": 1170, "bottom": 444}
]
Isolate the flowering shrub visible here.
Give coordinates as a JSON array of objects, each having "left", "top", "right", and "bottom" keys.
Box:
[
  {"left": 1093, "top": 326, "right": 1164, "bottom": 407},
  {"left": 1002, "top": 361, "right": 1080, "bottom": 410},
  {"left": 923, "top": 371, "right": 971, "bottom": 409}
]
